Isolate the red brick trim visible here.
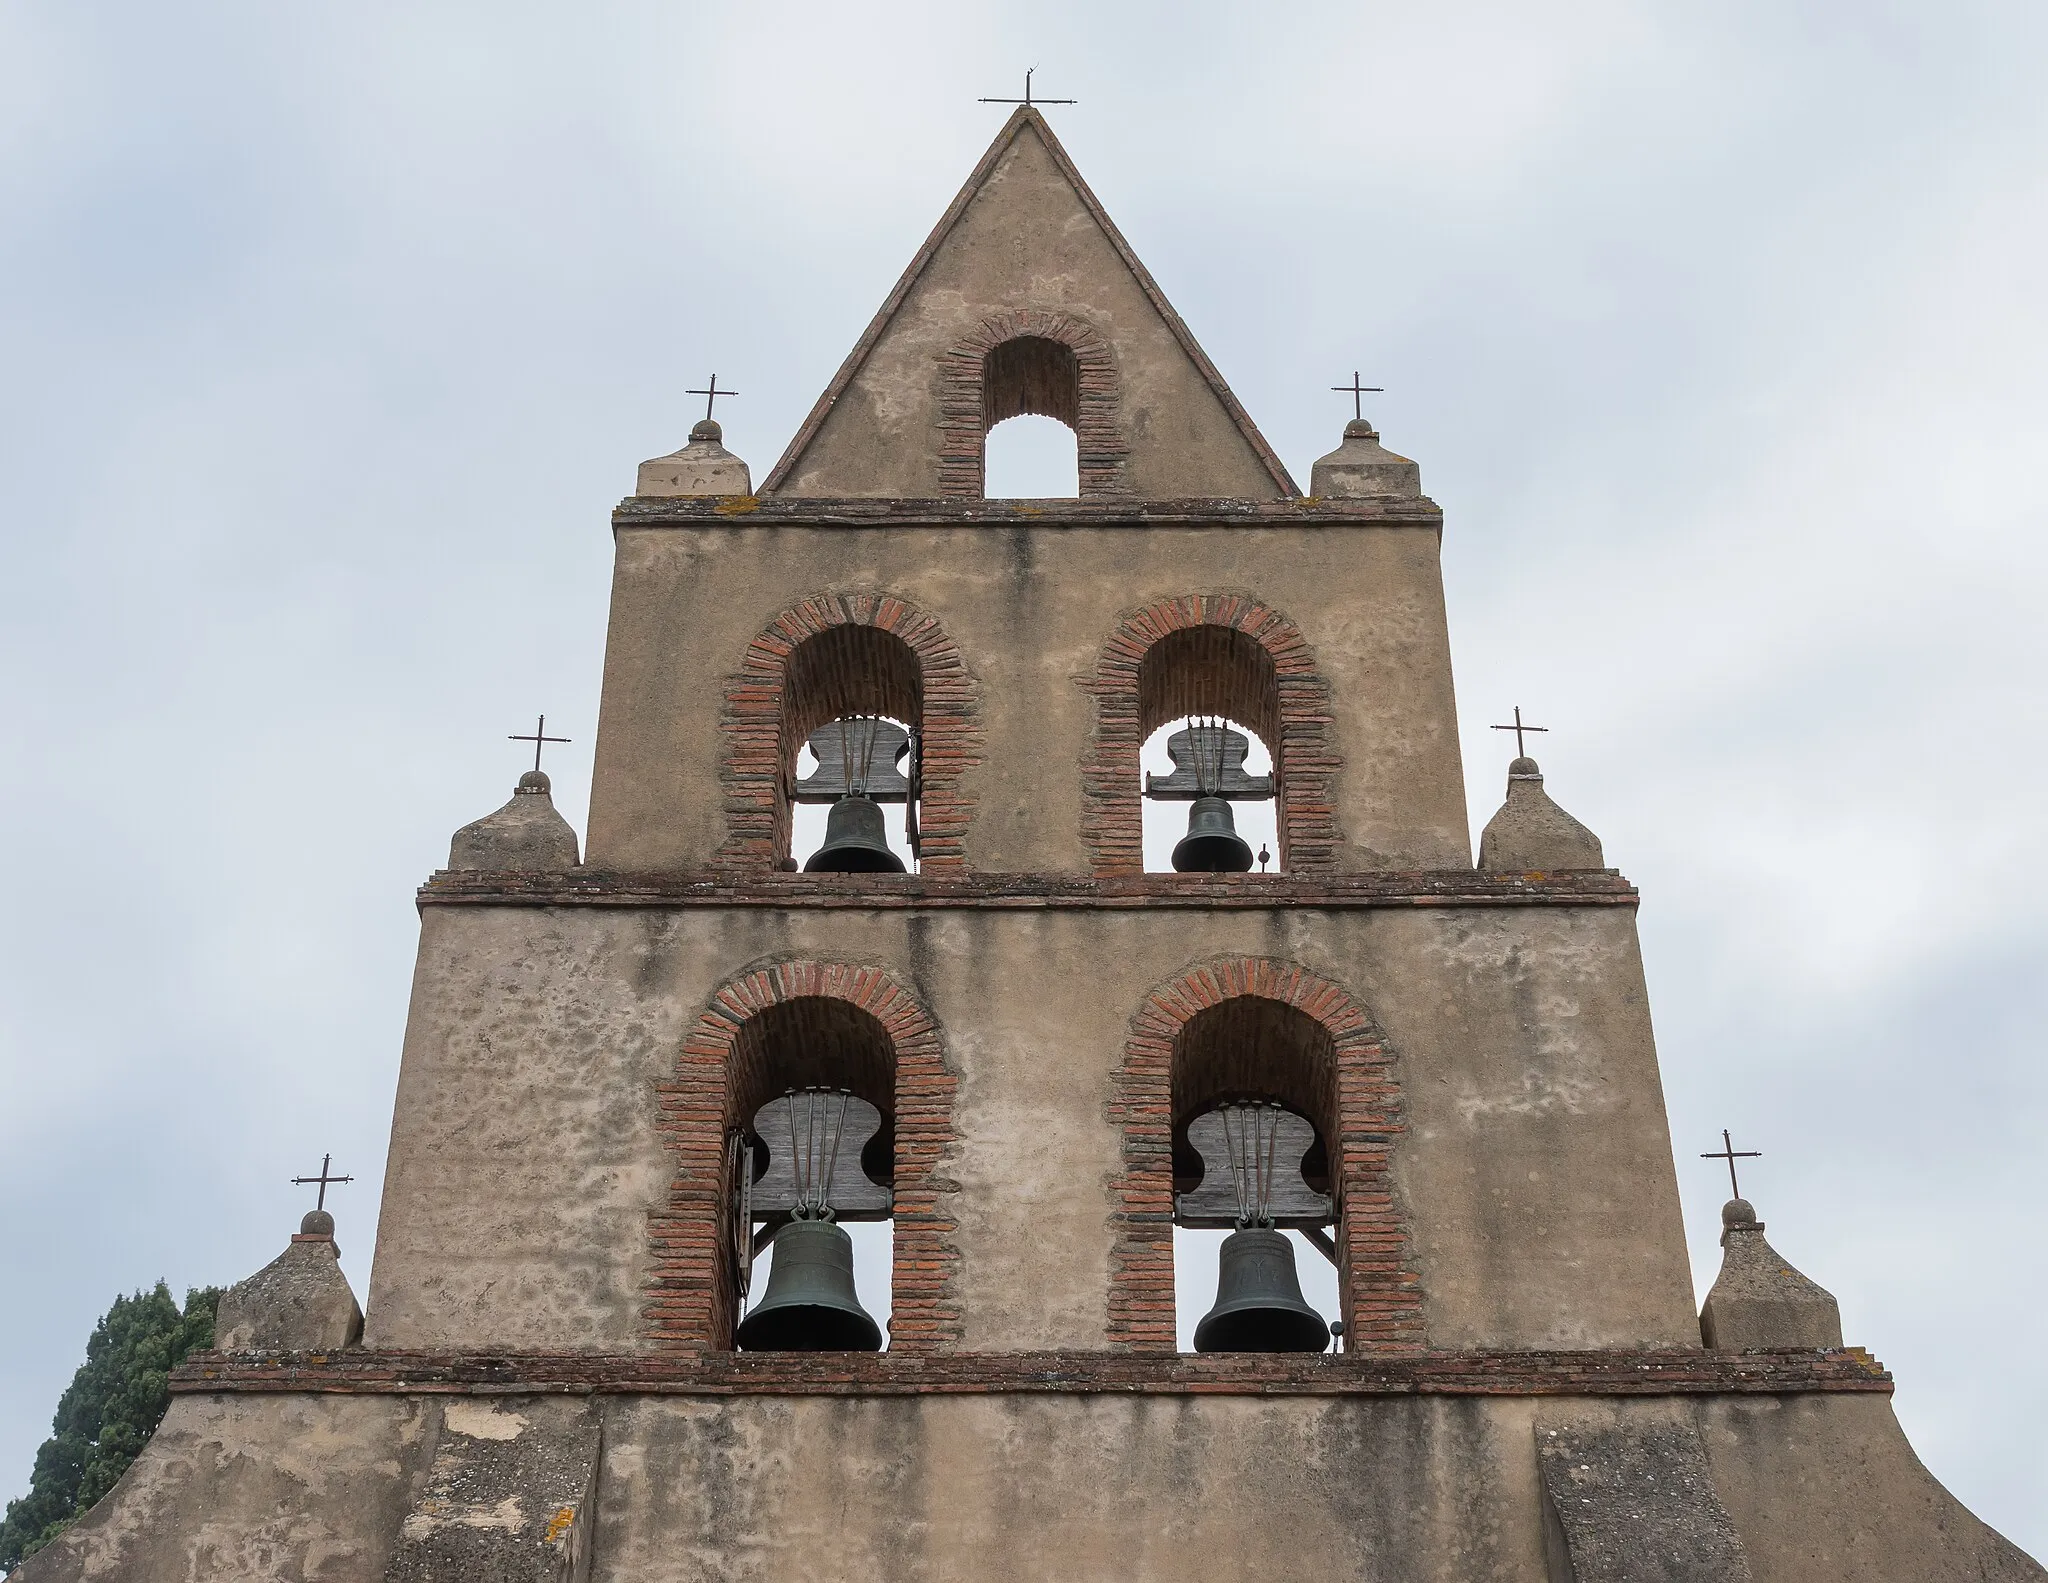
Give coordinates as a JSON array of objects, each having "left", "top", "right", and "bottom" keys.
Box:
[
  {"left": 174, "top": 1347, "right": 1893, "bottom": 1397},
  {"left": 938, "top": 309, "right": 1128, "bottom": 497},
  {"left": 1080, "top": 595, "right": 1341, "bottom": 875},
  {"left": 717, "top": 592, "right": 981, "bottom": 872},
  {"left": 1107, "top": 957, "right": 1422, "bottom": 1354},
  {"left": 420, "top": 870, "right": 1639, "bottom": 908},
  {"left": 645, "top": 959, "right": 960, "bottom": 1353}
]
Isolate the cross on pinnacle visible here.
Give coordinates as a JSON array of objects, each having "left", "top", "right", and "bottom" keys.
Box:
[
  {"left": 1701, "top": 1129, "right": 1762, "bottom": 1200},
  {"left": 1491, "top": 706, "right": 1549, "bottom": 758},
  {"left": 291, "top": 1153, "right": 354, "bottom": 1213},
  {"left": 1332, "top": 371, "right": 1384, "bottom": 421},
  {"left": 978, "top": 68, "right": 1076, "bottom": 107},
  {"left": 509, "top": 714, "right": 570, "bottom": 774},
  {"left": 685, "top": 374, "right": 736, "bottom": 424}
]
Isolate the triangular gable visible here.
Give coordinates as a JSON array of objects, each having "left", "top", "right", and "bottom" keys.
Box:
[{"left": 762, "top": 108, "right": 1298, "bottom": 499}]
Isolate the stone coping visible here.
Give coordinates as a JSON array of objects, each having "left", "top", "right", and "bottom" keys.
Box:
[
  {"left": 612, "top": 496, "right": 1444, "bottom": 530},
  {"left": 172, "top": 1347, "right": 1888, "bottom": 1399},
  {"left": 419, "top": 869, "right": 1639, "bottom": 910}
]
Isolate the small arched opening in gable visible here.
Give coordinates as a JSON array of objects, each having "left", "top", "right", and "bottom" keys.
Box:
[
  {"left": 982, "top": 336, "right": 1081, "bottom": 499},
  {"left": 940, "top": 311, "right": 1127, "bottom": 498}
]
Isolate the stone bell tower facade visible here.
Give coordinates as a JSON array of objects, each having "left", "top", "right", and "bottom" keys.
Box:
[{"left": 21, "top": 108, "right": 2040, "bottom": 1583}]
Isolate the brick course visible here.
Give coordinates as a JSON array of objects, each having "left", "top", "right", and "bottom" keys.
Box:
[
  {"left": 172, "top": 1346, "right": 1893, "bottom": 1398},
  {"left": 1108, "top": 957, "right": 1423, "bottom": 1353},
  {"left": 419, "top": 870, "right": 1638, "bottom": 909},
  {"left": 645, "top": 959, "right": 960, "bottom": 1353}
]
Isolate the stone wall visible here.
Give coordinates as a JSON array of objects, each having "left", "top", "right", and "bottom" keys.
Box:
[
  {"left": 583, "top": 504, "right": 1468, "bottom": 875},
  {"left": 367, "top": 892, "right": 1690, "bottom": 1355},
  {"left": 18, "top": 1383, "right": 2040, "bottom": 1583}
]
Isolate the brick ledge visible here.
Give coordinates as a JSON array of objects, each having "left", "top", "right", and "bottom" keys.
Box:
[
  {"left": 614, "top": 496, "right": 1443, "bottom": 529},
  {"left": 418, "top": 870, "right": 1639, "bottom": 910},
  {"left": 171, "top": 1347, "right": 1888, "bottom": 1398}
]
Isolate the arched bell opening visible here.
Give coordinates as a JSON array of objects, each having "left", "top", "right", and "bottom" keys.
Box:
[
  {"left": 725, "top": 997, "right": 898, "bottom": 1351},
  {"left": 1137, "top": 626, "right": 1285, "bottom": 874},
  {"left": 1168, "top": 996, "right": 1342, "bottom": 1353},
  {"left": 780, "top": 623, "right": 922, "bottom": 873}
]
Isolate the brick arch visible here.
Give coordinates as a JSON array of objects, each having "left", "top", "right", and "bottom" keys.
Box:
[
  {"left": 938, "top": 308, "right": 1129, "bottom": 497},
  {"left": 644, "top": 958, "right": 960, "bottom": 1353},
  {"left": 718, "top": 591, "right": 982, "bottom": 871},
  {"left": 1106, "top": 957, "right": 1422, "bottom": 1353},
  {"left": 1080, "top": 594, "right": 1341, "bottom": 874}
]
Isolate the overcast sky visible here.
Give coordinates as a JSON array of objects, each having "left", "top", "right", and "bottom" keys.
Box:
[{"left": 2, "top": 0, "right": 2043, "bottom": 1557}]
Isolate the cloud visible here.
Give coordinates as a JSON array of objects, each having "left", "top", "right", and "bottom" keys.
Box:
[{"left": 2, "top": 0, "right": 2042, "bottom": 1556}]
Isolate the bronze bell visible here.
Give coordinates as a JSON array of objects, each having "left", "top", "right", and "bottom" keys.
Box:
[
  {"left": 1172, "top": 795, "right": 1254, "bottom": 873},
  {"left": 1193, "top": 1227, "right": 1331, "bottom": 1353},
  {"left": 805, "top": 794, "right": 906, "bottom": 873},
  {"left": 734, "top": 1219, "right": 884, "bottom": 1351}
]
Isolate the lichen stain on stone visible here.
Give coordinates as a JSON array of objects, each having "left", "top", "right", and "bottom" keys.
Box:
[
  {"left": 445, "top": 1400, "right": 530, "bottom": 1441},
  {"left": 542, "top": 1504, "right": 577, "bottom": 1546},
  {"left": 714, "top": 495, "right": 762, "bottom": 515},
  {"left": 457, "top": 1496, "right": 527, "bottom": 1534}
]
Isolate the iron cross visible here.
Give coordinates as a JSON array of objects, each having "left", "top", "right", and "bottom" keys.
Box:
[
  {"left": 1332, "top": 372, "right": 1384, "bottom": 421},
  {"left": 685, "top": 375, "right": 736, "bottom": 423},
  {"left": 509, "top": 714, "right": 570, "bottom": 774},
  {"left": 979, "top": 68, "right": 1076, "bottom": 107},
  {"left": 1701, "top": 1129, "right": 1762, "bottom": 1200},
  {"left": 291, "top": 1153, "right": 354, "bottom": 1213},
  {"left": 1491, "top": 706, "right": 1549, "bottom": 758}
]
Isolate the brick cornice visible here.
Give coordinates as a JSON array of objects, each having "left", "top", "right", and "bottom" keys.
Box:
[
  {"left": 613, "top": 497, "right": 1443, "bottom": 530},
  {"left": 419, "top": 870, "right": 1639, "bottom": 910},
  {"left": 171, "top": 1347, "right": 1892, "bottom": 1398}
]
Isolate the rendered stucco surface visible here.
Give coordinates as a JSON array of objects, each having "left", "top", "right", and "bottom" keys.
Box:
[
  {"left": 10, "top": 1394, "right": 426, "bottom": 1583},
  {"left": 585, "top": 519, "right": 1469, "bottom": 873},
  {"left": 772, "top": 120, "right": 1282, "bottom": 501},
  {"left": 367, "top": 901, "right": 1692, "bottom": 1353},
  {"left": 26, "top": 1392, "right": 2038, "bottom": 1583}
]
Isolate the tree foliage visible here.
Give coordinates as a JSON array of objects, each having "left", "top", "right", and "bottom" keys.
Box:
[{"left": 0, "top": 1283, "right": 220, "bottom": 1572}]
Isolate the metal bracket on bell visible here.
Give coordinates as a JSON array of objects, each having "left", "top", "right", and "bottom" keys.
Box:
[
  {"left": 1175, "top": 1103, "right": 1333, "bottom": 1229},
  {"left": 747, "top": 1089, "right": 892, "bottom": 1222},
  {"left": 793, "top": 716, "right": 912, "bottom": 803},
  {"left": 1144, "top": 719, "right": 1273, "bottom": 800}
]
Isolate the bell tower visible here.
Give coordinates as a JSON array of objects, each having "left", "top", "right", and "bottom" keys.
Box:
[{"left": 32, "top": 105, "right": 2040, "bottom": 1583}]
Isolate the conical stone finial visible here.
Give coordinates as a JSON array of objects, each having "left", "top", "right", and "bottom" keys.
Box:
[
  {"left": 213, "top": 1210, "right": 366, "bottom": 1352},
  {"left": 1309, "top": 419, "right": 1422, "bottom": 500},
  {"left": 637, "top": 417, "right": 753, "bottom": 497},
  {"left": 1476, "top": 757, "right": 1604, "bottom": 872},
  {"left": 448, "top": 769, "right": 580, "bottom": 871},
  {"left": 1700, "top": 1197, "right": 1844, "bottom": 1350}
]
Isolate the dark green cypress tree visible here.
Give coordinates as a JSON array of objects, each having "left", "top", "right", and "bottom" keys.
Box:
[{"left": 0, "top": 1283, "right": 220, "bottom": 1572}]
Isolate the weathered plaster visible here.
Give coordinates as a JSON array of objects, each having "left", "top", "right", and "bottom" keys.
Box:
[
  {"left": 26, "top": 1387, "right": 2037, "bottom": 1583},
  {"left": 11, "top": 1395, "right": 427, "bottom": 1583},
  {"left": 585, "top": 520, "right": 1469, "bottom": 873},
  {"left": 367, "top": 901, "right": 1691, "bottom": 1353},
  {"left": 768, "top": 117, "right": 1284, "bottom": 500}
]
